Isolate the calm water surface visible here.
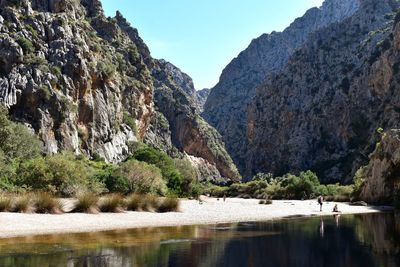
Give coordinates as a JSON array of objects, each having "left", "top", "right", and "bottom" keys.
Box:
[{"left": 0, "top": 213, "right": 399, "bottom": 267}]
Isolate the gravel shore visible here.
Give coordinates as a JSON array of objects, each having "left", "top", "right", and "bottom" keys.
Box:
[{"left": 0, "top": 197, "right": 388, "bottom": 238}]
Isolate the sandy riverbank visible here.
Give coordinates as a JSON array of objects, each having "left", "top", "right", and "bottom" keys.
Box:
[{"left": 0, "top": 197, "right": 389, "bottom": 238}]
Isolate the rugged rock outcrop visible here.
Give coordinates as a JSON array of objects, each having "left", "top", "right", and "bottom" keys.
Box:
[
  {"left": 150, "top": 59, "right": 240, "bottom": 181},
  {"left": 195, "top": 88, "right": 210, "bottom": 113},
  {"left": 359, "top": 130, "right": 400, "bottom": 204},
  {"left": 0, "top": 0, "right": 239, "bottom": 182},
  {"left": 203, "top": 0, "right": 361, "bottom": 173},
  {"left": 247, "top": 0, "right": 400, "bottom": 182},
  {"left": 1, "top": 0, "right": 153, "bottom": 163}
]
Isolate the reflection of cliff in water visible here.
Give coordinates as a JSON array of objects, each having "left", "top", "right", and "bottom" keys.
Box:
[
  {"left": 0, "top": 214, "right": 400, "bottom": 267},
  {"left": 212, "top": 217, "right": 379, "bottom": 267},
  {"left": 355, "top": 212, "right": 400, "bottom": 267}
]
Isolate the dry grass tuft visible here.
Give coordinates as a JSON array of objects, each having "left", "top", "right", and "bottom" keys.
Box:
[
  {"left": 141, "top": 194, "right": 160, "bottom": 212},
  {"left": 0, "top": 195, "right": 12, "bottom": 212},
  {"left": 157, "top": 197, "right": 180, "bottom": 213},
  {"left": 12, "top": 195, "right": 33, "bottom": 213},
  {"left": 125, "top": 193, "right": 142, "bottom": 211},
  {"left": 99, "top": 194, "right": 125, "bottom": 213},
  {"left": 34, "top": 192, "right": 63, "bottom": 214},
  {"left": 72, "top": 192, "right": 99, "bottom": 214}
]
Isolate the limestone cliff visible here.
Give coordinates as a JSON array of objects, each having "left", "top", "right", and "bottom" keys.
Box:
[
  {"left": 358, "top": 130, "right": 400, "bottom": 204},
  {"left": 203, "top": 0, "right": 361, "bottom": 173},
  {"left": 0, "top": 0, "right": 239, "bottom": 182},
  {"left": 247, "top": 0, "right": 400, "bottom": 182},
  {"left": 195, "top": 88, "right": 209, "bottom": 113},
  {"left": 150, "top": 59, "right": 240, "bottom": 181}
]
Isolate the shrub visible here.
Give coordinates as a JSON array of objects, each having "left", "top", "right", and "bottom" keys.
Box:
[
  {"left": 123, "top": 112, "right": 138, "bottom": 135},
  {"left": 93, "top": 165, "right": 126, "bottom": 193},
  {"left": 97, "top": 62, "right": 116, "bottom": 80},
  {"left": 15, "top": 153, "right": 106, "bottom": 196},
  {"left": 50, "top": 65, "right": 62, "bottom": 78},
  {"left": 259, "top": 200, "right": 266, "bottom": 204},
  {"left": 34, "top": 192, "right": 63, "bottom": 214},
  {"left": 157, "top": 197, "right": 179, "bottom": 213},
  {"left": 131, "top": 146, "right": 185, "bottom": 195},
  {"left": 174, "top": 158, "right": 198, "bottom": 197},
  {"left": 0, "top": 195, "right": 12, "bottom": 212},
  {"left": 128, "top": 44, "right": 139, "bottom": 62},
  {"left": 0, "top": 106, "right": 42, "bottom": 162},
  {"left": 17, "top": 37, "right": 34, "bottom": 54},
  {"left": 113, "top": 159, "right": 167, "bottom": 195},
  {"left": 99, "top": 194, "right": 124, "bottom": 213},
  {"left": 266, "top": 179, "right": 284, "bottom": 199},
  {"left": 253, "top": 173, "right": 273, "bottom": 182},
  {"left": 353, "top": 166, "right": 367, "bottom": 199},
  {"left": 39, "top": 85, "right": 51, "bottom": 100},
  {"left": 205, "top": 185, "right": 228, "bottom": 198}
]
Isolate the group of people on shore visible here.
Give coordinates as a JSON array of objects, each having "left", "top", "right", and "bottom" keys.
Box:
[{"left": 317, "top": 195, "right": 340, "bottom": 213}]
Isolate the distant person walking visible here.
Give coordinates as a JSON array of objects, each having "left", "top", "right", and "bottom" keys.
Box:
[{"left": 317, "top": 195, "right": 324, "bottom": 212}]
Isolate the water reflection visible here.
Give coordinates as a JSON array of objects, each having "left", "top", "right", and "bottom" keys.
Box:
[
  {"left": 0, "top": 213, "right": 398, "bottom": 267},
  {"left": 319, "top": 217, "right": 324, "bottom": 238}
]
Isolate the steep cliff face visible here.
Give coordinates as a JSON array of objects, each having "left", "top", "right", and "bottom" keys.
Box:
[
  {"left": 203, "top": 0, "right": 361, "bottom": 173},
  {"left": 0, "top": 0, "right": 239, "bottom": 182},
  {"left": 358, "top": 130, "right": 400, "bottom": 204},
  {"left": 247, "top": 0, "right": 400, "bottom": 182},
  {"left": 0, "top": 0, "right": 153, "bottom": 163},
  {"left": 150, "top": 59, "right": 240, "bottom": 181},
  {"left": 195, "top": 88, "right": 210, "bottom": 113}
]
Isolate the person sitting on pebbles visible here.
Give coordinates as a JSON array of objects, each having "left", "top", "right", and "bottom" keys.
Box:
[{"left": 332, "top": 204, "right": 341, "bottom": 213}]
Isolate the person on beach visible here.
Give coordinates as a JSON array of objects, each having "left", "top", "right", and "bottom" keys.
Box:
[
  {"left": 317, "top": 195, "right": 323, "bottom": 211},
  {"left": 332, "top": 204, "right": 340, "bottom": 213}
]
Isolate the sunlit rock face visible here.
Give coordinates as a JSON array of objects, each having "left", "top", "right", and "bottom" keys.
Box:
[
  {"left": 203, "top": 0, "right": 361, "bottom": 176},
  {"left": 0, "top": 0, "right": 240, "bottom": 182},
  {"left": 359, "top": 130, "right": 400, "bottom": 204},
  {"left": 246, "top": 0, "right": 400, "bottom": 182}
]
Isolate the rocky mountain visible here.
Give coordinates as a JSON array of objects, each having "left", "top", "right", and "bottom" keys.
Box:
[
  {"left": 195, "top": 88, "right": 210, "bottom": 113},
  {"left": 247, "top": 0, "right": 400, "bottom": 182},
  {"left": 0, "top": 0, "right": 240, "bottom": 182},
  {"left": 358, "top": 130, "right": 400, "bottom": 204},
  {"left": 202, "top": 0, "right": 361, "bottom": 174}
]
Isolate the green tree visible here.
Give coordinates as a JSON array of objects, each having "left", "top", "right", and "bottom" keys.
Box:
[
  {"left": 113, "top": 159, "right": 167, "bottom": 195},
  {"left": 131, "top": 146, "right": 184, "bottom": 195},
  {"left": 0, "top": 106, "right": 42, "bottom": 162},
  {"left": 15, "top": 153, "right": 106, "bottom": 196}
]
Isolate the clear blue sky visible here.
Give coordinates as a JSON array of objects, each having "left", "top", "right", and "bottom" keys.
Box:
[{"left": 101, "top": 0, "right": 324, "bottom": 89}]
